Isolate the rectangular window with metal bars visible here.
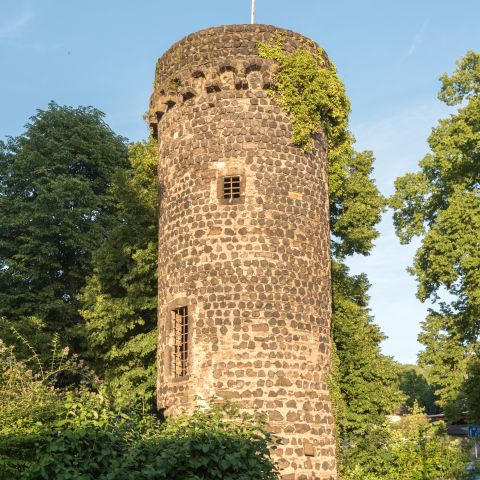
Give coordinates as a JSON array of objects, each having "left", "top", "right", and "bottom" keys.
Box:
[
  {"left": 223, "top": 176, "right": 241, "bottom": 199},
  {"left": 172, "top": 306, "right": 189, "bottom": 377}
]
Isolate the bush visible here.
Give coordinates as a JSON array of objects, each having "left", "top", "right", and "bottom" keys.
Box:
[
  {"left": 340, "top": 407, "right": 471, "bottom": 480},
  {"left": 0, "top": 344, "right": 278, "bottom": 479},
  {"left": 24, "top": 399, "right": 278, "bottom": 480},
  {"left": 0, "top": 339, "right": 63, "bottom": 477}
]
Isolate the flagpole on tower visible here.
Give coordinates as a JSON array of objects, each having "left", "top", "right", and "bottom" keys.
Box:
[{"left": 251, "top": 0, "right": 255, "bottom": 24}]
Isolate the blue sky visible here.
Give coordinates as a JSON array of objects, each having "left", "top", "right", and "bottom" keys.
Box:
[{"left": 1, "top": 0, "right": 479, "bottom": 363}]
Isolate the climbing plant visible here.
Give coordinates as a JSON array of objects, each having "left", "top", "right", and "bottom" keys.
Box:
[{"left": 258, "top": 35, "right": 350, "bottom": 153}]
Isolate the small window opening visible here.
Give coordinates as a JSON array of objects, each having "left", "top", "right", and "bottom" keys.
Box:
[
  {"left": 223, "top": 176, "right": 241, "bottom": 200},
  {"left": 172, "top": 306, "right": 189, "bottom": 377}
]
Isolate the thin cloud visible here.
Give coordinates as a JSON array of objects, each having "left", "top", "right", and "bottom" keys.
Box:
[
  {"left": 0, "top": 9, "right": 34, "bottom": 39},
  {"left": 408, "top": 20, "right": 428, "bottom": 56}
]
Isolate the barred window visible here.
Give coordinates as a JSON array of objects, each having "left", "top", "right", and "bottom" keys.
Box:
[
  {"left": 223, "top": 176, "right": 241, "bottom": 199},
  {"left": 172, "top": 306, "right": 189, "bottom": 377}
]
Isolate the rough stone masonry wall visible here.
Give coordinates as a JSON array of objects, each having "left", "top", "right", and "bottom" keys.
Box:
[{"left": 150, "top": 24, "right": 336, "bottom": 480}]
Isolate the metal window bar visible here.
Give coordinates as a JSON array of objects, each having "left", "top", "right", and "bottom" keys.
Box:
[
  {"left": 223, "top": 176, "right": 241, "bottom": 199},
  {"left": 173, "top": 306, "right": 188, "bottom": 377}
]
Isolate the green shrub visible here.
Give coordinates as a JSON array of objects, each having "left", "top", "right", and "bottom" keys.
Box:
[
  {"left": 0, "top": 344, "right": 278, "bottom": 479},
  {"left": 340, "top": 407, "right": 471, "bottom": 480},
  {"left": 24, "top": 399, "right": 278, "bottom": 480},
  {"left": 0, "top": 339, "right": 63, "bottom": 477}
]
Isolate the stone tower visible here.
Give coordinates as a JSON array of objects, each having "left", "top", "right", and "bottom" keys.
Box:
[{"left": 149, "top": 24, "right": 336, "bottom": 480}]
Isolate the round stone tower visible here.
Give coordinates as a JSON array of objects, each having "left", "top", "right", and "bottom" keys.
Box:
[{"left": 149, "top": 24, "right": 336, "bottom": 480}]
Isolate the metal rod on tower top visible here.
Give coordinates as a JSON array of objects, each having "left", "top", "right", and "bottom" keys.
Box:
[{"left": 251, "top": 0, "right": 255, "bottom": 24}]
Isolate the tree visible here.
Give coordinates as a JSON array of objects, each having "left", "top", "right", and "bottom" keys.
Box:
[
  {"left": 308, "top": 50, "right": 403, "bottom": 444},
  {"left": 0, "top": 102, "right": 128, "bottom": 353},
  {"left": 397, "top": 365, "right": 440, "bottom": 415},
  {"left": 341, "top": 407, "right": 470, "bottom": 480},
  {"left": 331, "top": 260, "right": 404, "bottom": 478},
  {"left": 390, "top": 51, "right": 480, "bottom": 419},
  {"left": 80, "top": 140, "right": 158, "bottom": 409},
  {"left": 332, "top": 262, "right": 402, "bottom": 439}
]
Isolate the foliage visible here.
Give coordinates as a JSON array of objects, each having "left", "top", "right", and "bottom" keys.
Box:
[
  {"left": 390, "top": 51, "right": 480, "bottom": 418},
  {"left": 0, "top": 102, "right": 128, "bottom": 354},
  {"left": 340, "top": 422, "right": 395, "bottom": 480},
  {"left": 112, "top": 403, "right": 279, "bottom": 480},
  {"left": 464, "top": 357, "right": 480, "bottom": 423},
  {"left": 25, "top": 401, "right": 278, "bottom": 480},
  {"left": 258, "top": 35, "right": 349, "bottom": 152},
  {"left": 80, "top": 139, "right": 158, "bottom": 409},
  {"left": 331, "top": 261, "right": 403, "bottom": 439},
  {"left": 438, "top": 51, "right": 480, "bottom": 105},
  {"left": 0, "top": 316, "right": 53, "bottom": 368},
  {"left": 397, "top": 364, "right": 440, "bottom": 414},
  {"left": 0, "top": 345, "right": 278, "bottom": 480},
  {"left": 341, "top": 407, "right": 470, "bottom": 480},
  {"left": 329, "top": 149, "right": 385, "bottom": 259},
  {"left": 0, "top": 337, "right": 69, "bottom": 477}
]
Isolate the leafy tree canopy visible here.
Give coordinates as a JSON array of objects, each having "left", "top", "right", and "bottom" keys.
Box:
[
  {"left": 80, "top": 140, "right": 158, "bottom": 409},
  {"left": 0, "top": 102, "right": 128, "bottom": 351},
  {"left": 390, "top": 51, "right": 480, "bottom": 418},
  {"left": 397, "top": 364, "right": 440, "bottom": 415},
  {"left": 331, "top": 261, "right": 403, "bottom": 439}
]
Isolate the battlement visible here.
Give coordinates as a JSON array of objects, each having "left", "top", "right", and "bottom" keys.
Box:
[
  {"left": 149, "top": 58, "right": 274, "bottom": 135},
  {"left": 149, "top": 24, "right": 325, "bottom": 135}
]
